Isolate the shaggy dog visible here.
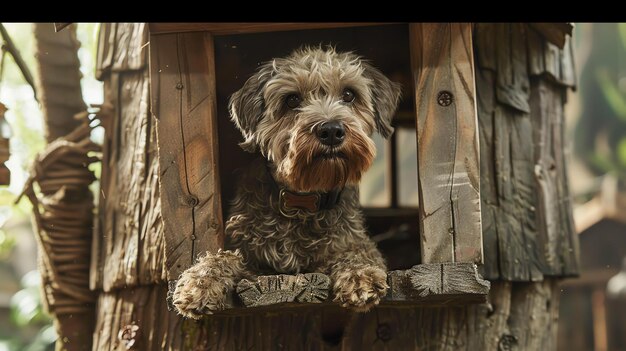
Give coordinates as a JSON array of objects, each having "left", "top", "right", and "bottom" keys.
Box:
[{"left": 172, "top": 46, "right": 401, "bottom": 319}]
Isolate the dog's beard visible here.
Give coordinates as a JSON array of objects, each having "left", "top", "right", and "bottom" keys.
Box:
[{"left": 276, "top": 124, "right": 376, "bottom": 192}]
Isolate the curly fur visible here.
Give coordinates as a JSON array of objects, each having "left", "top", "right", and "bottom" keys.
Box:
[
  {"left": 173, "top": 46, "right": 400, "bottom": 318},
  {"left": 172, "top": 249, "right": 248, "bottom": 319}
]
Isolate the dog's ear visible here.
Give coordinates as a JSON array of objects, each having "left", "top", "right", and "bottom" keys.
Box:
[
  {"left": 363, "top": 63, "right": 402, "bottom": 139},
  {"left": 229, "top": 63, "right": 273, "bottom": 152}
]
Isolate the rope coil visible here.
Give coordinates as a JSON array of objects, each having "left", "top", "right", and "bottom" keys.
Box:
[{"left": 18, "top": 106, "right": 108, "bottom": 315}]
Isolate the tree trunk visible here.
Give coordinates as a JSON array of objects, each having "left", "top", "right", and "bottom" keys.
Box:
[
  {"left": 34, "top": 23, "right": 86, "bottom": 142},
  {"left": 32, "top": 23, "right": 95, "bottom": 351}
]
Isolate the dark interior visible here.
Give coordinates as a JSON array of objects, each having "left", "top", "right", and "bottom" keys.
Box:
[{"left": 214, "top": 24, "right": 420, "bottom": 269}]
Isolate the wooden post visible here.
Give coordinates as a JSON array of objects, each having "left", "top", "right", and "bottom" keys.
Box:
[
  {"left": 150, "top": 32, "right": 224, "bottom": 281},
  {"left": 409, "top": 23, "right": 483, "bottom": 264}
]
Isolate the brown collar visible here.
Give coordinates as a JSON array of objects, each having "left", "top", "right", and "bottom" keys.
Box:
[{"left": 265, "top": 163, "right": 343, "bottom": 216}]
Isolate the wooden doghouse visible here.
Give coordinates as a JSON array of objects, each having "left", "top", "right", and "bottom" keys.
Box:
[
  {"left": 75, "top": 22, "right": 580, "bottom": 350},
  {"left": 149, "top": 23, "right": 488, "bottom": 309}
]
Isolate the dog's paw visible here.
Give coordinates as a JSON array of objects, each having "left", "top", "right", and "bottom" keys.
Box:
[
  {"left": 172, "top": 250, "right": 244, "bottom": 319},
  {"left": 172, "top": 272, "right": 229, "bottom": 319},
  {"left": 333, "top": 265, "right": 389, "bottom": 312}
]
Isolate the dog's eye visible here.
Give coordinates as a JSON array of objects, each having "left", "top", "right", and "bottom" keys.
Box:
[
  {"left": 342, "top": 89, "right": 355, "bottom": 103},
  {"left": 286, "top": 94, "right": 301, "bottom": 109}
]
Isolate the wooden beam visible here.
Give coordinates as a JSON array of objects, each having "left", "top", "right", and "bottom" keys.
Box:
[
  {"left": 237, "top": 273, "right": 331, "bottom": 307},
  {"left": 150, "top": 32, "right": 224, "bottom": 281},
  {"left": 409, "top": 23, "right": 483, "bottom": 264},
  {"left": 149, "top": 22, "right": 392, "bottom": 35},
  {"left": 173, "top": 263, "right": 488, "bottom": 312},
  {"left": 529, "top": 23, "right": 573, "bottom": 49},
  {"left": 386, "top": 262, "right": 490, "bottom": 304}
]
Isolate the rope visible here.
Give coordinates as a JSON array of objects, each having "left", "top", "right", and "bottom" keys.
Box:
[{"left": 19, "top": 106, "right": 108, "bottom": 315}]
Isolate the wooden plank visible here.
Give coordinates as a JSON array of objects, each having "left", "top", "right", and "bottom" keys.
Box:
[
  {"left": 474, "top": 23, "right": 496, "bottom": 70},
  {"left": 95, "top": 23, "right": 117, "bottom": 80},
  {"left": 475, "top": 23, "right": 580, "bottom": 281},
  {"left": 475, "top": 66, "right": 500, "bottom": 279},
  {"left": 507, "top": 280, "right": 562, "bottom": 350},
  {"left": 148, "top": 22, "right": 391, "bottom": 35},
  {"left": 237, "top": 274, "right": 330, "bottom": 307},
  {"left": 560, "top": 35, "right": 577, "bottom": 88},
  {"left": 493, "top": 106, "right": 543, "bottom": 281},
  {"left": 527, "top": 26, "right": 546, "bottom": 76},
  {"left": 151, "top": 32, "right": 224, "bottom": 281},
  {"left": 96, "top": 283, "right": 565, "bottom": 350},
  {"left": 166, "top": 263, "right": 489, "bottom": 314},
  {"left": 530, "top": 78, "right": 580, "bottom": 276},
  {"left": 386, "top": 263, "right": 490, "bottom": 304},
  {"left": 102, "top": 71, "right": 149, "bottom": 291},
  {"left": 551, "top": 80, "right": 580, "bottom": 276},
  {"left": 409, "top": 23, "right": 483, "bottom": 264},
  {"left": 111, "top": 23, "right": 149, "bottom": 72},
  {"left": 528, "top": 25, "right": 577, "bottom": 88},
  {"left": 529, "top": 23, "right": 573, "bottom": 49},
  {"left": 495, "top": 23, "right": 530, "bottom": 113}
]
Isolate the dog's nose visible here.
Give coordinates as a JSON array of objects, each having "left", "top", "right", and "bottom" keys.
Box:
[{"left": 316, "top": 121, "right": 345, "bottom": 146}]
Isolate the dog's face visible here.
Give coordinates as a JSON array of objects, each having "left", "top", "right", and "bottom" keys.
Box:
[{"left": 229, "top": 47, "right": 401, "bottom": 193}]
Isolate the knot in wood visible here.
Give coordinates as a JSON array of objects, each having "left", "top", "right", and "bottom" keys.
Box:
[
  {"left": 376, "top": 323, "right": 392, "bottom": 342},
  {"left": 185, "top": 195, "right": 199, "bottom": 207},
  {"left": 437, "top": 91, "right": 453, "bottom": 106},
  {"left": 498, "top": 334, "right": 518, "bottom": 351},
  {"left": 118, "top": 324, "right": 140, "bottom": 350}
]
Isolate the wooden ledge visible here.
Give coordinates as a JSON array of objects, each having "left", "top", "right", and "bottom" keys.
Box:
[{"left": 167, "top": 263, "right": 490, "bottom": 315}]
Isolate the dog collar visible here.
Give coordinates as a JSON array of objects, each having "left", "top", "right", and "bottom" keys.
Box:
[
  {"left": 278, "top": 188, "right": 342, "bottom": 215},
  {"left": 264, "top": 162, "right": 343, "bottom": 215}
]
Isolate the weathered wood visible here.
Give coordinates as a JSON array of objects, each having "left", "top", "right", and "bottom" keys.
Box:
[
  {"left": 474, "top": 23, "right": 579, "bottom": 281},
  {"left": 90, "top": 22, "right": 580, "bottom": 351},
  {"left": 495, "top": 23, "right": 530, "bottom": 113},
  {"left": 237, "top": 273, "right": 331, "bottom": 307},
  {"left": 527, "top": 25, "right": 577, "bottom": 89},
  {"left": 234, "top": 264, "right": 489, "bottom": 309},
  {"left": 148, "top": 22, "right": 390, "bottom": 35},
  {"left": 530, "top": 79, "right": 580, "bottom": 276},
  {"left": 386, "top": 263, "right": 490, "bottom": 304},
  {"left": 112, "top": 23, "right": 148, "bottom": 72},
  {"left": 409, "top": 23, "right": 483, "bottom": 264},
  {"left": 529, "top": 23, "right": 573, "bottom": 49},
  {"left": 91, "top": 69, "right": 166, "bottom": 292},
  {"left": 96, "top": 23, "right": 148, "bottom": 80},
  {"left": 95, "top": 23, "right": 116, "bottom": 80},
  {"left": 151, "top": 32, "right": 224, "bottom": 281},
  {"left": 91, "top": 24, "right": 165, "bottom": 291}
]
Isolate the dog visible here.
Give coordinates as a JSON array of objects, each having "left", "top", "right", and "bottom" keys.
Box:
[{"left": 172, "top": 46, "right": 401, "bottom": 319}]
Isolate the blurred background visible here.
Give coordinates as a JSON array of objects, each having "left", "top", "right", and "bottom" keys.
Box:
[{"left": 0, "top": 23, "right": 624, "bottom": 350}]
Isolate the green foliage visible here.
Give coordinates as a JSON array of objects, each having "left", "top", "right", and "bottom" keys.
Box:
[
  {"left": 0, "top": 229, "right": 15, "bottom": 259},
  {"left": 1, "top": 271, "right": 55, "bottom": 351},
  {"left": 10, "top": 271, "right": 51, "bottom": 327},
  {"left": 575, "top": 23, "right": 626, "bottom": 181},
  {"left": 596, "top": 68, "right": 626, "bottom": 122}
]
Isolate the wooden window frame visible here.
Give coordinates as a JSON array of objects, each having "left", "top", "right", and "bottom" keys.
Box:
[{"left": 149, "top": 23, "right": 489, "bottom": 312}]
